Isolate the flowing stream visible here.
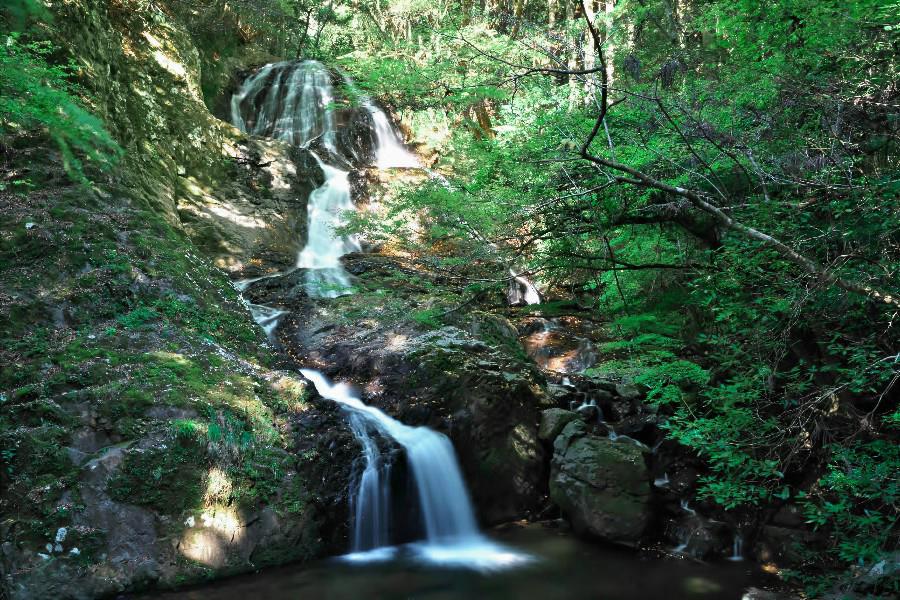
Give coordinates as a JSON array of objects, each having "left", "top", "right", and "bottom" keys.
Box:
[
  {"left": 232, "top": 59, "right": 415, "bottom": 298},
  {"left": 295, "top": 151, "right": 360, "bottom": 297}
]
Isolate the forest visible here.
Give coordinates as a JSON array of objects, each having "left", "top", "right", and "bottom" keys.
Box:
[{"left": 1, "top": 0, "right": 898, "bottom": 598}]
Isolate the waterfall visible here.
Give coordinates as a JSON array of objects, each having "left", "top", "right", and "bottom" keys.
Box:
[
  {"left": 728, "top": 533, "right": 744, "bottom": 561},
  {"left": 296, "top": 152, "right": 360, "bottom": 297},
  {"left": 232, "top": 63, "right": 527, "bottom": 569},
  {"left": 653, "top": 472, "right": 670, "bottom": 488},
  {"left": 346, "top": 412, "right": 392, "bottom": 552},
  {"left": 338, "top": 71, "right": 420, "bottom": 169},
  {"left": 231, "top": 59, "right": 415, "bottom": 298},
  {"left": 301, "top": 369, "right": 529, "bottom": 570},
  {"left": 247, "top": 304, "right": 286, "bottom": 338},
  {"left": 366, "top": 103, "right": 420, "bottom": 168},
  {"left": 231, "top": 61, "right": 338, "bottom": 152},
  {"left": 508, "top": 269, "right": 541, "bottom": 306}
]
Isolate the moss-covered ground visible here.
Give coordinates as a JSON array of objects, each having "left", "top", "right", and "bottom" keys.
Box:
[{"left": 0, "top": 179, "right": 314, "bottom": 571}]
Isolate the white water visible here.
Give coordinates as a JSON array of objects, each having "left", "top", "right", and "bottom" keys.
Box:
[
  {"left": 339, "top": 71, "right": 420, "bottom": 169},
  {"left": 296, "top": 152, "right": 360, "bottom": 297},
  {"left": 653, "top": 473, "right": 670, "bottom": 488},
  {"left": 231, "top": 61, "right": 338, "bottom": 152},
  {"left": 248, "top": 304, "right": 287, "bottom": 338},
  {"left": 301, "top": 369, "right": 530, "bottom": 570},
  {"left": 232, "top": 60, "right": 418, "bottom": 298},
  {"left": 728, "top": 534, "right": 744, "bottom": 561},
  {"left": 234, "top": 275, "right": 289, "bottom": 337},
  {"left": 508, "top": 269, "right": 541, "bottom": 306},
  {"left": 367, "top": 103, "right": 420, "bottom": 168},
  {"left": 233, "top": 61, "right": 529, "bottom": 570}
]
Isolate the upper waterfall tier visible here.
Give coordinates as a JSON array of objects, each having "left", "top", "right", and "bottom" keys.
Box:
[
  {"left": 230, "top": 59, "right": 419, "bottom": 297},
  {"left": 231, "top": 59, "right": 418, "bottom": 169},
  {"left": 231, "top": 61, "right": 339, "bottom": 151}
]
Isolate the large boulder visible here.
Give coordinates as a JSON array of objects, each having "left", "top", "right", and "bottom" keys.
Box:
[
  {"left": 549, "top": 421, "right": 651, "bottom": 546},
  {"left": 539, "top": 408, "right": 579, "bottom": 441}
]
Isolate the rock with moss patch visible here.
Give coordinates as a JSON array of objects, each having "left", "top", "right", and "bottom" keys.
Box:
[
  {"left": 539, "top": 408, "right": 579, "bottom": 442},
  {"left": 549, "top": 420, "right": 651, "bottom": 546}
]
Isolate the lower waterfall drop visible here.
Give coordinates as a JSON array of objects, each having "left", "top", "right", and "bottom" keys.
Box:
[{"left": 301, "top": 369, "right": 531, "bottom": 570}]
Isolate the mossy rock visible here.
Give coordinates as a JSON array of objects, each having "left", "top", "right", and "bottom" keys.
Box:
[{"left": 550, "top": 421, "right": 651, "bottom": 546}]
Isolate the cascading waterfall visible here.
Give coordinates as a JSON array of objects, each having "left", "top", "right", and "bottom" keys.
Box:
[
  {"left": 338, "top": 71, "right": 420, "bottom": 169},
  {"left": 508, "top": 268, "right": 541, "bottom": 306},
  {"left": 301, "top": 369, "right": 529, "bottom": 569},
  {"left": 366, "top": 103, "right": 421, "bottom": 169},
  {"left": 346, "top": 411, "right": 392, "bottom": 552},
  {"left": 231, "top": 61, "right": 338, "bottom": 152},
  {"left": 232, "top": 60, "right": 527, "bottom": 570},
  {"left": 232, "top": 60, "right": 419, "bottom": 298},
  {"left": 231, "top": 60, "right": 361, "bottom": 298},
  {"left": 728, "top": 533, "right": 744, "bottom": 561}
]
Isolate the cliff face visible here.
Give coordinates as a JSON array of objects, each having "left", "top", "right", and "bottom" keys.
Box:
[
  {"left": 51, "top": 0, "right": 318, "bottom": 275},
  {"left": 0, "top": 2, "right": 352, "bottom": 598}
]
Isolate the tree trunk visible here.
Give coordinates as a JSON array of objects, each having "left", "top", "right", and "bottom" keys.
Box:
[
  {"left": 604, "top": 1, "right": 616, "bottom": 87},
  {"left": 583, "top": 0, "right": 598, "bottom": 102},
  {"left": 567, "top": 1, "right": 580, "bottom": 110},
  {"left": 462, "top": 0, "right": 473, "bottom": 26},
  {"left": 510, "top": 0, "right": 525, "bottom": 37}
]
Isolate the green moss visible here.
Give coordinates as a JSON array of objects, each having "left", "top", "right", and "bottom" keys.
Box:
[
  {"left": 107, "top": 442, "right": 207, "bottom": 515},
  {"left": 116, "top": 305, "right": 160, "bottom": 330},
  {"left": 2, "top": 424, "right": 73, "bottom": 482}
]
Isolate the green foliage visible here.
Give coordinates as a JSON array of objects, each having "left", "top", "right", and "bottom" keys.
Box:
[
  {"left": 411, "top": 307, "right": 443, "bottom": 329},
  {"left": 1, "top": 0, "right": 48, "bottom": 26},
  {"left": 108, "top": 442, "right": 207, "bottom": 514},
  {"left": 1, "top": 0, "right": 896, "bottom": 591},
  {"left": 116, "top": 305, "right": 160, "bottom": 330},
  {"left": 0, "top": 34, "right": 122, "bottom": 184},
  {"left": 792, "top": 440, "right": 900, "bottom": 596},
  {"left": 335, "top": 0, "right": 899, "bottom": 592}
]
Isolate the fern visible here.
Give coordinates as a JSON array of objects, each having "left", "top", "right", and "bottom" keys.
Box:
[{"left": 0, "top": 33, "right": 122, "bottom": 184}]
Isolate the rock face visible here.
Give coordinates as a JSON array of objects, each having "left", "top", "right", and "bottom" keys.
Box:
[
  {"left": 1, "top": 2, "right": 361, "bottom": 591},
  {"left": 49, "top": 0, "right": 325, "bottom": 278},
  {"left": 0, "top": 365, "right": 355, "bottom": 600},
  {"left": 549, "top": 421, "right": 651, "bottom": 546}
]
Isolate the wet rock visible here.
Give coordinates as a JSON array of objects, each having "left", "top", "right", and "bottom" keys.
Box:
[
  {"left": 859, "top": 551, "right": 900, "bottom": 590},
  {"left": 755, "top": 525, "right": 822, "bottom": 566},
  {"left": 539, "top": 408, "right": 579, "bottom": 442},
  {"left": 666, "top": 515, "right": 730, "bottom": 560},
  {"left": 549, "top": 420, "right": 651, "bottom": 546},
  {"left": 614, "top": 383, "right": 645, "bottom": 403},
  {"left": 546, "top": 382, "right": 576, "bottom": 403},
  {"left": 242, "top": 268, "right": 307, "bottom": 305},
  {"left": 583, "top": 376, "right": 619, "bottom": 395},
  {"left": 574, "top": 402, "right": 602, "bottom": 423},
  {"left": 464, "top": 311, "right": 519, "bottom": 344},
  {"left": 77, "top": 448, "right": 160, "bottom": 579},
  {"left": 70, "top": 427, "right": 113, "bottom": 455}
]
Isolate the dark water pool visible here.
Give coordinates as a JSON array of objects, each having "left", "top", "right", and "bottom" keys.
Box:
[{"left": 136, "top": 523, "right": 779, "bottom": 600}]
